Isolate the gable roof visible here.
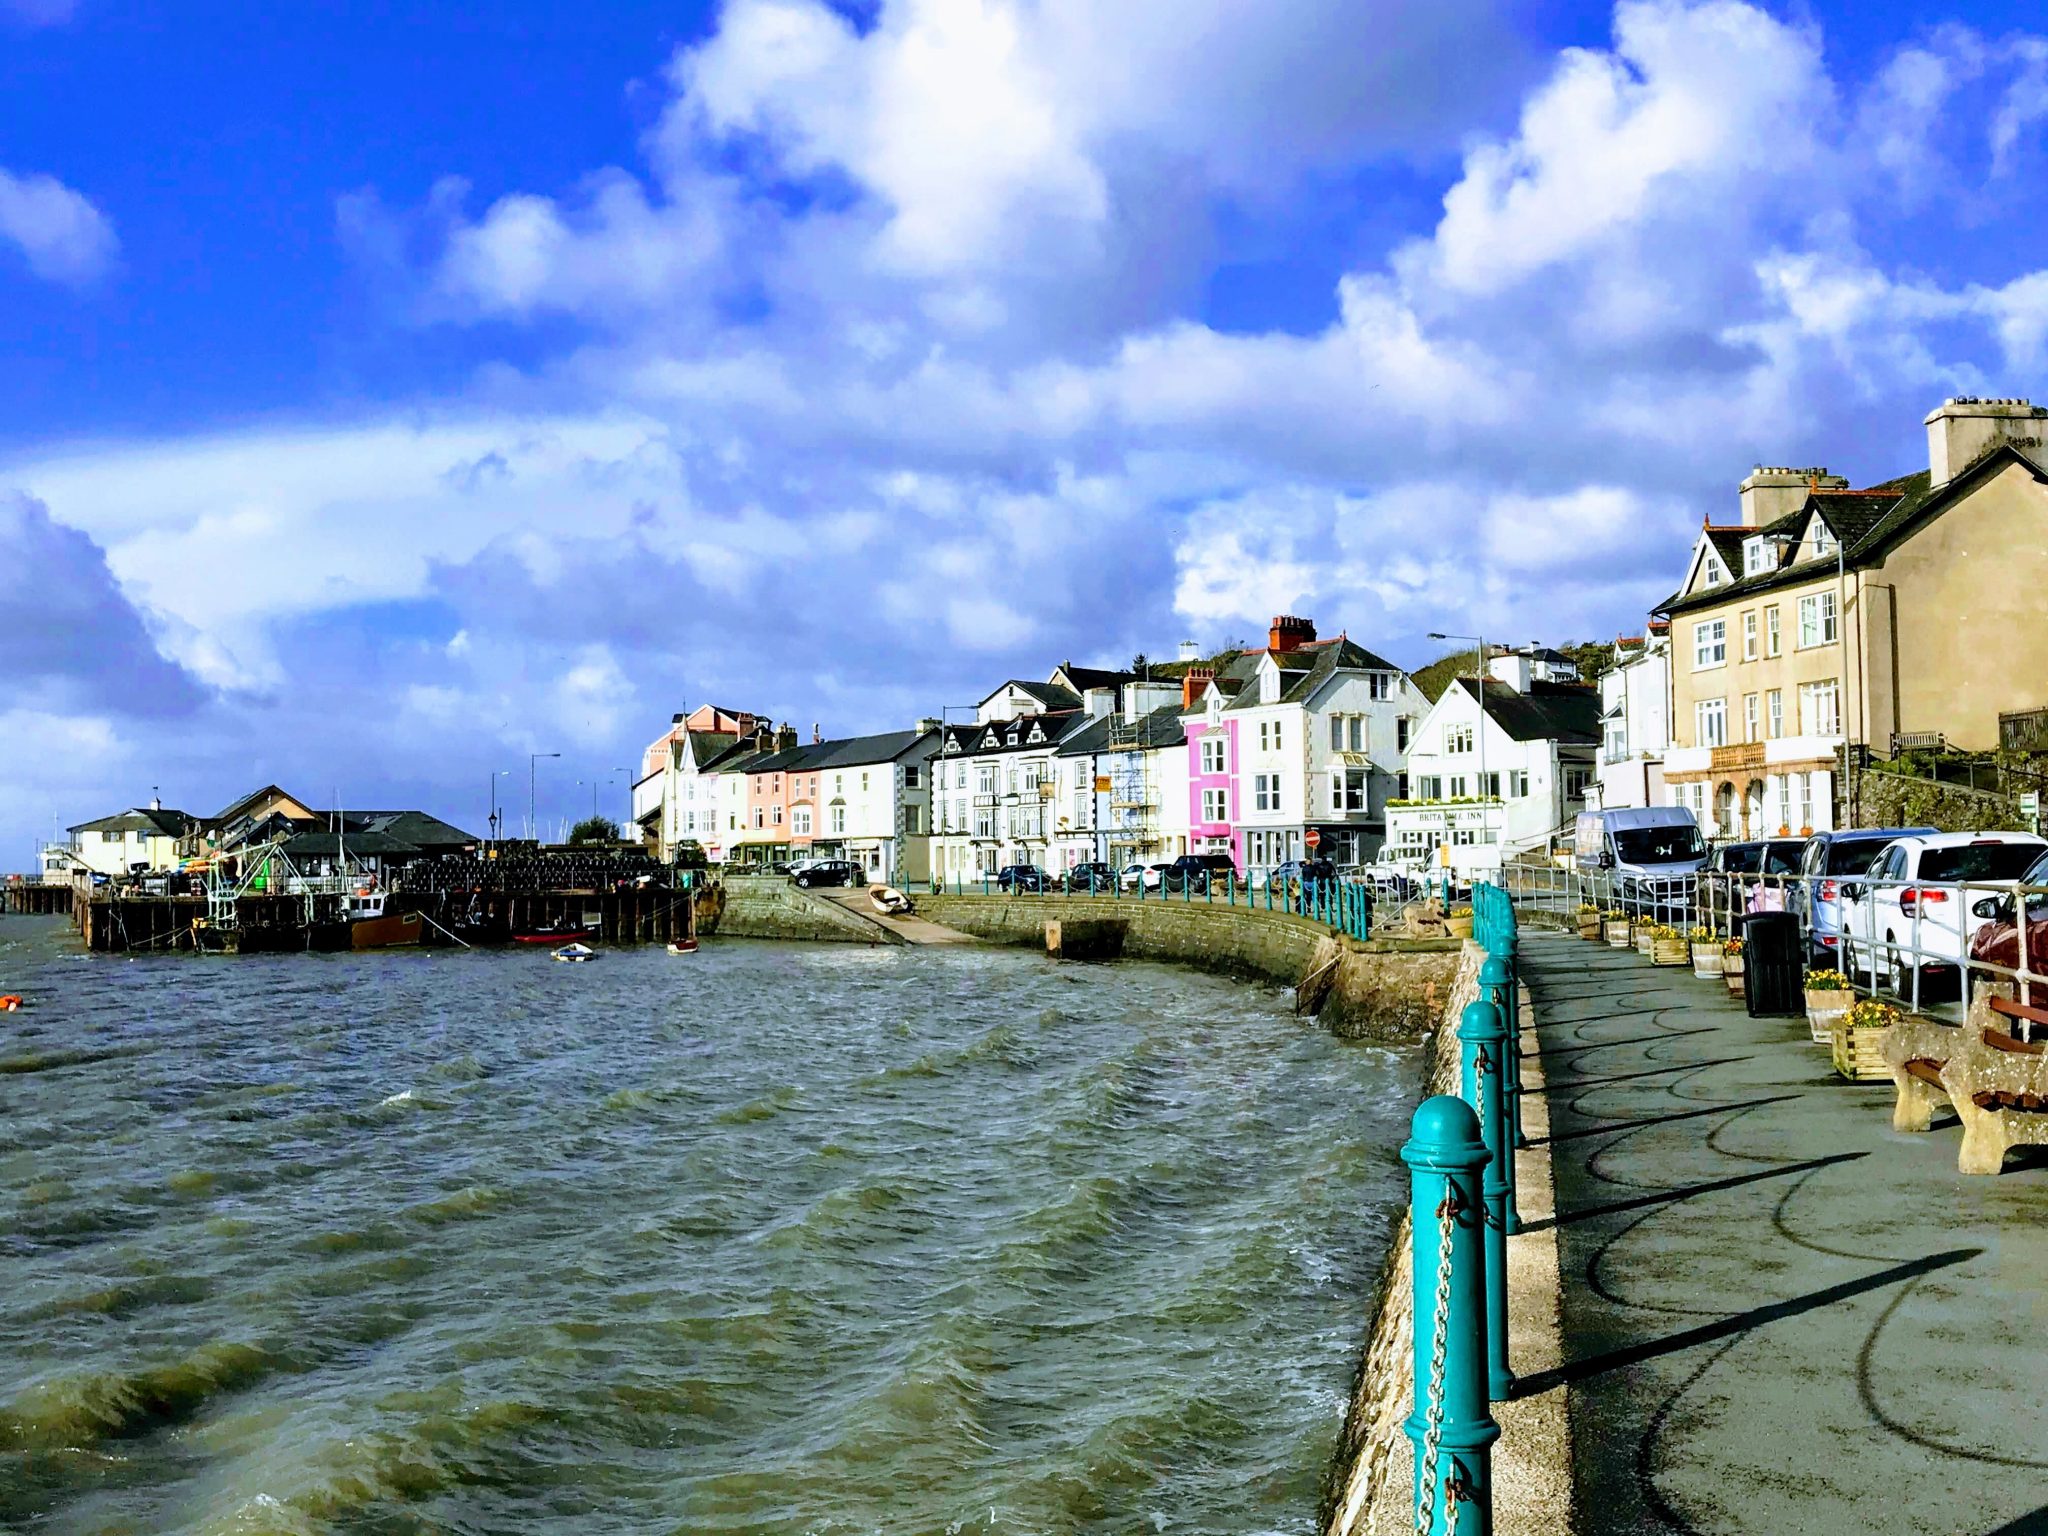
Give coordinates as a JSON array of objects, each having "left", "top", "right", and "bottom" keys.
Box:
[
  {"left": 1051, "top": 662, "right": 1137, "bottom": 694},
  {"left": 1221, "top": 636, "right": 1407, "bottom": 711},
  {"left": 1453, "top": 677, "right": 1601, "bottom": 744},
  {"left": 68, "top": 806, "right": 194, "bottom": 837},
  {"left": 208, "top": 784, "right": 315, "bottom": 827},
  {"left": 936, "top": 710, "right": 1085, "bottom": 756}
]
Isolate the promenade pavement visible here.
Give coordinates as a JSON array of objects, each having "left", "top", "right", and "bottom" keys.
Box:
[{"left": 1521, "top": 929, "right": 2048, "bottom": 1535}]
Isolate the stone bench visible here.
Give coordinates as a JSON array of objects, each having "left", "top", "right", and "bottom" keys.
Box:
[{"left": 1882, "top": 988, "right": 2048, "bottom": 1174}]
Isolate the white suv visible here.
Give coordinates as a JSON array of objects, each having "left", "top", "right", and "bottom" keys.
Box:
[{"left": 1839, "top": 831, "right": 2047, "bottom": 998}]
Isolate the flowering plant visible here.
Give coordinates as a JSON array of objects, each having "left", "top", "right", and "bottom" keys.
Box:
[
  {"left": 1646, "top": 924, "right": 1680, "bottom": 940},
  {"left": 1723, "top": 936, "right": 1745, "bottom": 956},
  {"left": 1450, "top": 906, "right": 1473, "bottom": 918},
  {"left": 1846, "top": 998, "right": 1901, "bottom": 1030},
  {"left": 1805, "top": 969, "right": 1850, "bottom": 992}
]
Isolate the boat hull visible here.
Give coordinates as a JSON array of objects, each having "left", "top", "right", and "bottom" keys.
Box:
[
  {"left": 512, "top": 928, "right": 592, "bottom": 945},
  {"left": 351, "top": 913, "right": 424, "bottom": 950}
]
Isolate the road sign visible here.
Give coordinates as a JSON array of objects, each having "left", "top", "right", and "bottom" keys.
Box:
[
  {"left": 1304, "top": 828, "right": 1321, "bottom": 849},
  {"left": 2023, "top": 792, "right": 2040, "bottom": 817}
]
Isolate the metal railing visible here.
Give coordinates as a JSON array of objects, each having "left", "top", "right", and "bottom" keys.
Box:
[{"left": 1497, "top": 857, "right": 2047, "bottom": 1030}]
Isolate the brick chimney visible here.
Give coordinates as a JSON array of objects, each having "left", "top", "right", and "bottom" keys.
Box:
[
  {"left": 1182, "top": 667, "right": 1215, "bottom": 710},
  {"left": 1926, "top": 397, "right": 2047, "bottom": 487},
  {"left": 1737, "top": 466, "right": 1845, "bottom": 528},
  {"left": 775, "top": 723, "right": 798, "bottom": 752},
  {"left": 1268, "top": 614, "right": 1316, "bottom": 653}
]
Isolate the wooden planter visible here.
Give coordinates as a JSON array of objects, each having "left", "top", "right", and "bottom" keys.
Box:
[
  {"left": 1635, "top": 930, "right": 1655, "bottom": 957},
  {"left": 1577, "top": 917, "right": 1602, "bottom": 940},
  {"left": 1723, "top": 958, "right": 1745, "bottom": 996},
  {"left": 1831, "top": 1014, "right": 1892, "bottom": 1082},
  {"left": 1653, "top": 937, "right": 1688, "bottom": 966},
  {"left": 1605, "top": 920, "right": 1631, "bottom": 948},
  {"left": 1447, "top": 916, "right": 1474, "bottom": 939},
  {"left": 1691, "top": 943, "right": 1725, "bottom": 978},
  {"left": 1805, "top": 988, "right": 1850, "bottom": 1046}
]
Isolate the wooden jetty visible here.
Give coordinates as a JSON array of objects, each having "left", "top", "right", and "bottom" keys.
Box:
[{"left": 4, "top": 882, "right": 74, "bottom": 917}]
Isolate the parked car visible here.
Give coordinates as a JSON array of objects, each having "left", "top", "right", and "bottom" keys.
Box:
[
  {"left": 1061, "top": 861, "right": 1116, "bottom": 893},
  {"left": 1161, "top": 853, "right": 1239, "bottom": 893},
  {"left": 1120, "top": 862, "right": 1170, "bottom": 892},
  {"left": 996, "top": 864, "right": 1053, "bottom": 892},
  {"left": 790, "top": 858, "right": 861, "bottom": 889},
  {"left": 1792, "top": 827, "right": 1939, "bottom": 967},
  {"left": 1575, "top": 807, "right": 1706, "bottom": 918},
  {"left": 1840, "top": 832, "right": 2047, "bottom": 998},
  {"left": 1701, "top": 837, "right": 1806, "bottom": 920},
  {"left": 1966, "top": 846, "right": 2048, "bottom": 1006},
  {"left": 1252, "top": 857, "right": 1336, "bottom": 892}
]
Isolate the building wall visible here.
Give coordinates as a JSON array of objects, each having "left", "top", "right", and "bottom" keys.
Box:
[
  {"left": 1864, "top": 460, "right": 2048, "bottom": 751},
  {"left": 1185, "top": 718, "right": 1239, "bottom": 857}
]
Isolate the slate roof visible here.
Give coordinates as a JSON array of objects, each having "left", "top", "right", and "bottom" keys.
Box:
[
  {"left": 274, "top": 829, "right": 422, "bottom": 859},
  {"left": 1218, "top": 637, "right": 1408, "bottom": 712},
  {"left": 1006, "top": 679, "right": 1082, "bottom": 711},
  {"left": 1661, "top": 450, "right": 2039, "bottom": 617},
  {"left": 1455, "top": 677, "right": 1601, "bottom": 744},
  {"left": 1055, "top": 704, "right": 1186, "bottom": 757},
  {"left": 935, "top": 711, "right": 1085, "bottom": 757},
  {"left": 349, "top": 810, "right": 477, "bottom": 848},
  {"left": 1053, "top": 663, "right": 1138, "bottom": 694},
  {"left": 67, "top": 807, "right": 194, "bottom": 837}
]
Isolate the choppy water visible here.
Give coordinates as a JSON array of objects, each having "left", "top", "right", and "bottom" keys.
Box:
[{"left": 0, "top": 916, "right": 1417, "bottom": 1535}]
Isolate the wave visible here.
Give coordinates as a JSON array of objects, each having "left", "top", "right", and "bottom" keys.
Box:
[
  {"left": 0, "top": 1338, "right": 278, "bottom": 1448},
  {"left": 714, "top": 1084, "right": 802, "bottom": 1124}
]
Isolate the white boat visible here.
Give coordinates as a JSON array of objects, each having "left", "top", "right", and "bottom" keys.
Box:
[
  {"left": 551, "top": 942, "right": 598, "bottom": 963},
  {"left": 869, "top": 885, "right": 914, "bottom": 916}
]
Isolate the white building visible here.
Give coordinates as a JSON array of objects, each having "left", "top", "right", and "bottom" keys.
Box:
[
  {"left": 1388, "top": 659, "right": 1600, "bottom": 880},
  {"left": 1051, "top": 686, "right": 1185, "bottom": 871},
  {"left": 930, "top": 681, "right": 1088, "bottom": 880},
  {"left": 632, "top": 705, "right": 770, "bottom": 861},
  {"left": 793, "top": 730, "right": 939, "bottom": 882},
  {"left": 60, "top": 803, "right": 194, "bottom": 877},
  {"left": 1593, "top": 624, "right": 1672, "bottom": 811}
]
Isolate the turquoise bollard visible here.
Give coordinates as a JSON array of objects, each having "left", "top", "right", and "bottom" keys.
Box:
[
  {"left": 1461, "top": 995, "right": 1515, "bottom": 1407},
  {"left": 1401, "top": 1095, "right": 1499, "bottom": 1535}
]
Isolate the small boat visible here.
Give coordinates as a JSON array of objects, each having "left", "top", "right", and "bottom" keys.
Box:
[
  {"left": 551, "top": 942, "right": 597, "bottom": 963},
  {"left": 0, "top": 995, "right": 22, "bottom": 1012},
  {"left": 869, "top": 885, "right": 914, "bottom": 916},
  {"left": 513, "top": 919, "right": 594, "bottom": 945},
  {"left": 347, "top": 891, "right": 424, "bottom": 950},
  {"left": 666, "top": 939, "right": 699, "bottom": 955}
]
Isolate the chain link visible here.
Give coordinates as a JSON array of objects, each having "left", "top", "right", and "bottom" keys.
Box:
[{"left": 1414, "top": 1182, "right": 1461, "bottom": 1536}]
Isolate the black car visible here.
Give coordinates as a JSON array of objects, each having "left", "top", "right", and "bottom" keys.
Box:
[
  {"left": 1062, "top": 861, "right": 1116, "bottom": 892},
  {"left": 1162, "top": 852, "right": 1239, "bottom": 893},
  {"left": 790, "top": 859, "right": 862, "bottom": 889},
  {"left": 996, "top": 864, "right": 1053, "bottom": 892}
]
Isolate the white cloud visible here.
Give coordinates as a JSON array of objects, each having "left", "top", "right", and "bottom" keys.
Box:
[{"left": 0, "top": 168, "right": 116, "bottom": 285}]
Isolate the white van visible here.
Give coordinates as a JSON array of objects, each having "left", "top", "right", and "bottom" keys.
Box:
[{"left": 1575, "top": 807, "right": 1707, "bottom": 915}]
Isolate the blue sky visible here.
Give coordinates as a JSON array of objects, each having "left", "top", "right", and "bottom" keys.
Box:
[{"left": 4, "top": 0, "right": 2047, "bottom": 856}]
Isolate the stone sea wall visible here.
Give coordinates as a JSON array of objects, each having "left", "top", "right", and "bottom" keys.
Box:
[
  {"left": 1319, "top": 939, "right": 1485, "bottom": 1535},
  {"left": 705, "top": 876, "right": 905, "bottom": 945}
]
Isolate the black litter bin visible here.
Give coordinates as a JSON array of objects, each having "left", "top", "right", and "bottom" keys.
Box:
[{"left": 1743, "top": 911, "right": 1802, "bottom": 1017}]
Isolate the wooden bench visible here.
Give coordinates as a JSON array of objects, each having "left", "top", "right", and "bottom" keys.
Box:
[{"left": 1882, "top": 987, "right": 2048, "bottom": 1173}]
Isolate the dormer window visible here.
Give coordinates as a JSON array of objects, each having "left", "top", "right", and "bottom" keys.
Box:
[
  {"left": 1743, "top": 538, "right": 1770, "bottom": 576},
  {"left": 1703, "top": 560, "right": 1722, "bottom": 587},
  {"left": 1812, "top": 519, "right": 1837, "bottom": 557}
]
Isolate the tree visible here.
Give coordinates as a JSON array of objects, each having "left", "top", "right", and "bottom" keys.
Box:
[
  {"left": 568, "top": 816, "right": 620, "bottom": 845},
  {"left": 1410, "top": 647, "right": 1486, "bottom": 702}
]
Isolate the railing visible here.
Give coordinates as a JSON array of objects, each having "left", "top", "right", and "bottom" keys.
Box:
[{"left": 1497, "top": 857, "right": 2047, "bottom": 1030}]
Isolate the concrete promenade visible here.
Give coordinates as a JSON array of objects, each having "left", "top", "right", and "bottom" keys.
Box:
[{"left": 1522, "top": 929, "right": 2048, "bottom": 1535}]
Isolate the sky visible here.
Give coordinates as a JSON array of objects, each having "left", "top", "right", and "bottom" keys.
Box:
[{"left": 5, "top": 0, "right": 2048, "bottom": 858}]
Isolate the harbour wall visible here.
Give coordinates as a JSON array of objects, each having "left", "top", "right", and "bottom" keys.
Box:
[{"left": 707, "top": 876, "right": 908, "bottom": 945}]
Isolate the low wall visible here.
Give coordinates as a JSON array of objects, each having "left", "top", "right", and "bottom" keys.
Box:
[
  {"left": 707, "top": 876, "right": 905, "bottom": 945},
  {"left": 917, "top": 893, "right": 1458, "bottom": 1042}
]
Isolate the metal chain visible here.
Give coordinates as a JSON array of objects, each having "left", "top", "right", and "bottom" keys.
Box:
[{"left": 1414, "top": 1183, "right": 1461, "bottom": 1536}]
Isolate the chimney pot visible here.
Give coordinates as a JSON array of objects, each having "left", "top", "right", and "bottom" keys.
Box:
[
  {"left": 1181, "top": 667, "right": 1215, "bottom": 710},
  {"left": 1267, "top": 614, "right": 1316, "bottom": 653},
  {"left": 1925, "top": 395, "right": 2045, "bottom": 487}
]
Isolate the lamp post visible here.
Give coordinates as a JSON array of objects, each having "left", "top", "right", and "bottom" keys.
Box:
[
  {"left": 1429, "top": 632, "right": 1488, "bottom": 880},
  {"left": 614, "top": 767, "right": 631, "bottom": 832},
  {"left": 487, "top": 769, "right": 511, "bottom": 849},
  {"left": 529, "top": 752, "right": 560, "bottom": 843}
]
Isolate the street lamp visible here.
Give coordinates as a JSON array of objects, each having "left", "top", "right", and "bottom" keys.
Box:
[
  {"left": 613, "top": 767, "right": 631, "bottom": 832},
  {"left": 1429, "top": 632, "right": 1489, "bottom": 875},
  {"left": 487, "top": 769, "right": 511, "bottom": 848},
  {"left": 530, "top": 752, "right": 560, "bottom": 843}
]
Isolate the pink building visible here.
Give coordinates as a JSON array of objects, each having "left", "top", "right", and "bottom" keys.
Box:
[{"left": 1182, "top": 668, "right": 1240, "bottom": 862}]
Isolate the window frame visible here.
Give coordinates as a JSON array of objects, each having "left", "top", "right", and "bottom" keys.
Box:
[{"left": 1693, "top": 618, "right": 1727, "bottom": 670}]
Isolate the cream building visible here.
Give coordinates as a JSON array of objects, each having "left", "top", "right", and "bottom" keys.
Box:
[{"left": 1659, "top": 397, "right": 2048, "bottom": 837}]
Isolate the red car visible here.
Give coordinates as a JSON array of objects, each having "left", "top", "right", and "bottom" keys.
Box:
[{"left": 1966, "top": 847, "right": 2048, "bottom": 1005}]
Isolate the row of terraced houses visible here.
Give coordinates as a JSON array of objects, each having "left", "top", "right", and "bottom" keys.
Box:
[
  {"left": 632, "top": 394, "right": 2048, "bottom": 885},
  {"left": 631, "top": 616, "right": 1605, "bottom": 886}
]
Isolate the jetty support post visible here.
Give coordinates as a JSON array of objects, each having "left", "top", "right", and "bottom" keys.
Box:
[{"left": 1402, "top": 1095, "right": 1499, "bottom": 1535}]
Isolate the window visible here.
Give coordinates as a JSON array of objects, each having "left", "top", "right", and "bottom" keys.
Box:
[
  {"left": 1449, "top": 775, "right": 1468, "bottom": 798},
  {"left": 1742, "top": 610, "right": 1758, "bottom": 661},
  {"left": 1565, "top": 766, "right": 1593, "bottom": 803},
  {"left": 1446, "top": 724, "right": 1474, "bottom": 754},
  {"left": 1509, "top": 770, "right": 1529, "bottom": 797},
  {"left": 1703, "top": 557, "right": 1722, "bottom": 587},
  {"left": 1369, "top": 673, "right": 1391, "bottom": 700},
  {"left": 833, "top": 774, "right": 843, "bottom": 795},
  {"left": 1797, "top": 591, "right": 1837, "bottom": 648},
  {"left": 1479, "top": 771, "right": 1501, "bottom": 799},
  {"left": 1348, "top": 717, "right": 1364, "bottom": 752},
  {"left": 1008, "top": 767, "right": 1019, "bottom": 793},
  {"left": 1330, "top": 716, "right": 1343, "bottom": 751},
  {"left": 860, "top": 772, "right": 869, "bottom": 793},
  {"left": 1416, "top": 775, "right": 1442, "bottom": 800},
  {"left": 1765, "top": 606, "right": 1781, "bottom": 657},
  {"left": 753, "top": 808, "right": 765, "bottom": 829},
  {"left": 1200, "top": 735, "right": 1226, "bottom": 774},
  {"left": 1799, "top": 680, "right": 1841, "bottom": 736},
  {"left": 1201, "top": 787, "right": 1227, "bottom": 822},
  {"left": 1743, "top": 693, "right": 1759, "bottom": 743},
  {"left": 904, "top": 765, "right": 921, "bottom": 788},
  {"left": 1693, "top": 618, "right": 1726, "bottom": 669},
  {"left": 1812, "top": 519, "right": 1836, "bottom": 557},
  {"left": 1396, "top": 717, "right": 1411, "bottom": 752},
  {"left": 976, "top": 765, "right": 995, "bottom": 794},
  {"left": 975, "top": 808, "right": 994, "bottom": 838},
  {"left": 1254, "top": 773, "right": 1278, "bottom": 812},
  {"left": 1743, "top": 538, "right": 1770, "bottom": 576},
  {"left": 772, "top": 805, "right": 784, "bottom": 826},
  {"left": 830, "top": 805, "right": 846, "bottom": 834},
  {"left": 1696, "top": 698, "right": 1728, "bottom": 747},
  {"left": 793, "top": 807, "right": 812, "bottom": 836},
  {"left": 1767, "top": 689, "right": 1783, "bottom": 739}
]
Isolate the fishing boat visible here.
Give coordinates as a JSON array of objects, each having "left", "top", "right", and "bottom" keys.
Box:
[
  {"left": 869, "top": 885, "right": 914, "bottom": 916},
  {"left": 666, "top": 939, "right": 699, "bottom": 955},
  {"left": 551, "top": 942, "right": 597, "bottom": 963},
  {"left": 347, "top": 891, "right": 424, "bottom": 950}
]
